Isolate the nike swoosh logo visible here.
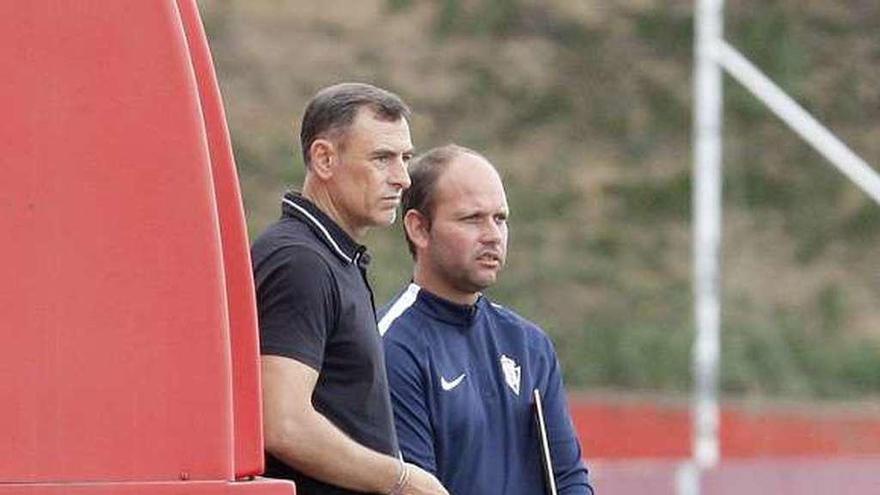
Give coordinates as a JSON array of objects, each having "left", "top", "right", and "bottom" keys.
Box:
[{"left": 440, "top": 373, "right": 466, "bottom": 391}]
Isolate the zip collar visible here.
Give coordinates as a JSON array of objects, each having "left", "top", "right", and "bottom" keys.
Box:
[{"left": 415, "top": 284, "right": 484, "bottom": 327}]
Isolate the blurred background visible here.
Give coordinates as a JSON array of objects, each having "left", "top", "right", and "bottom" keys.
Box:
[{"left": 198, "top": 0, "right": 879, "bottom": 490}]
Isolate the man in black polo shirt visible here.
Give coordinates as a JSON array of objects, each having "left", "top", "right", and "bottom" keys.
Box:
[{"left": 251, "top": 83, "right": 448, "bottom": 495}]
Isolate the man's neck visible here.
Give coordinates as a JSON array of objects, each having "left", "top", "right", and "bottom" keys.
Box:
[
  {"left": 302, "top": 182, "right": 367, "bottom": 241},
  {"left": 412, "top": 266, "right": 479, "bottom": 306}
]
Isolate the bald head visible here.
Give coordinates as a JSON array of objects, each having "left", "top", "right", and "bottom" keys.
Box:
[
  {"left": 403, "top": 144, "right": 509, "bottom": 304},
  {"left": 402, "top": 144, "right": 501, "bottom": 258}
]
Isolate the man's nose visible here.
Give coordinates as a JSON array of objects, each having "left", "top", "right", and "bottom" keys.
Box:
[
  {"left": 481, "top": 219, "right": 503, "bottom": 243},
  {"left": 389, "top": 156, "right": 411, "bottom": 189}
]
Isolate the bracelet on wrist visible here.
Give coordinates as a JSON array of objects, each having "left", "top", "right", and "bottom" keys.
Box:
[{"left": 388, "top": 457, "right": 409, "bottom": 495}]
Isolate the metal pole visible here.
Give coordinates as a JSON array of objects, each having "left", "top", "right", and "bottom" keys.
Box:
[
  {"left": 688, "top": 4, "right": 876, "bottom": 495},
  {"left": 692, "top": 0, "right": 724, "bottom": 480},
  {"left": 715, "top": 40, "right": 880, "bottom": 205}
]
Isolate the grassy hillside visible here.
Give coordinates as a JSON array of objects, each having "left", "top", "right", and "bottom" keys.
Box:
[{"left": 200, "top": 0, "right": 880, "bottom": 399}]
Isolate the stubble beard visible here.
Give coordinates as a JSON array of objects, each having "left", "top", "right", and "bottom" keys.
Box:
[{"left": 451, "top": 260, "right": 498, "bottom": 296}]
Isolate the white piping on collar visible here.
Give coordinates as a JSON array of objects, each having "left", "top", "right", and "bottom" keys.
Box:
[
  {"left": 282, "top": 197, "right": 353, "bottom": 264},
  {"left": 378, "top": 283, "right": 421, "bottom": 336}
]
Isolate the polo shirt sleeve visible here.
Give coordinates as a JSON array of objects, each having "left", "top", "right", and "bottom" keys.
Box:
[
  {"left": 255, "top": 245, "right": 337, "bottom": 372},
  {"left": 383, "top": 332, "right": 437, "bottom": 474},
  {"left": 540, "top": 337, "right": 594, "bottom": 495}
]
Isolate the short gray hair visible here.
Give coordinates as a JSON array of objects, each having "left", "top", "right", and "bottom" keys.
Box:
[{"left": 299, "top": 82, "right": 411, "bottom": 168}]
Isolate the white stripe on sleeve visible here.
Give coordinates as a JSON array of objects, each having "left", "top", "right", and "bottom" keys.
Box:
[{"left": 378, "top": 283, "right": 420, "bottom": 336}]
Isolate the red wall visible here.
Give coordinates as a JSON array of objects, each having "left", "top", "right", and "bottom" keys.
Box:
[{"left": 570, "top": 395, "right": 880, "bottom": 459}]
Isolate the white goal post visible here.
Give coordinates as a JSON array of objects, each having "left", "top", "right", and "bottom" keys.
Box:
[{"left": 687, "top": 0, "right": 880, "bottom": 492}]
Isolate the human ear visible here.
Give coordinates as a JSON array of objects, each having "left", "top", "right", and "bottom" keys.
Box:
[
  {"left": 308, "top": 138, "right": 336, "bottom": 180},
  {"left": 404, "top": 209, "right": 430, "bottom": 251}
]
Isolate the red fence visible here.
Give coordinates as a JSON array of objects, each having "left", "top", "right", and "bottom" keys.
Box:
[
  {"left": 570, "top": 394, "right": 880, "bottom": 493},
  {"left": 569, "top": 394, "right": 880, "bottom": 458}
]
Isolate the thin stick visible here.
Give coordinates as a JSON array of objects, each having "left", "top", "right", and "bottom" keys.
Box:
[{"left": 534, "top": 388, "right": 558, "bottom": 495}]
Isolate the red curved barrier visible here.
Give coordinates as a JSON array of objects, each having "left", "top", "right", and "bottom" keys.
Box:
[
  {"left": 1, "top": 0, "right": 231, "bottom": 480},
  {"left": 177, "top": 0, "right": 265, "bottom": 479},
  {"left": 0, "top": 1, "right": 291, "bottom": 493}
]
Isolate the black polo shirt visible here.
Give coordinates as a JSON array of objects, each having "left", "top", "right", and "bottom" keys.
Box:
[{"left": 251, "top": 192, "right": 398, "bottom": 495}]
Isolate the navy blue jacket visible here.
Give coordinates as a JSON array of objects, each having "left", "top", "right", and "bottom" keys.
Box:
[{"left": 379, "top": 284, "right": 593, "bottom": 495}]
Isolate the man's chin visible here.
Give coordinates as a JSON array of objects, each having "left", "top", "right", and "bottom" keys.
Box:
[
  {"left": 470, "top": 274, "right": 497, "bottom": 292},
  {"left": 371, "top": 211, "right": 398, "bottom": 226}
]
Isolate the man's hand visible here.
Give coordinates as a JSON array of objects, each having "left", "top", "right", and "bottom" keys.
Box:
[
  {"left": 265, "top": 356, "right": 435, "bottom": 493},
  {"left": 402, "top": 463, "right": 449, "bottom": 495}
]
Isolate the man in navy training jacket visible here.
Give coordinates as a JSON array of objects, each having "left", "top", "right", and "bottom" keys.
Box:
[
  {"left": 378, "top": 144, "right": 594, "bottom": 494},
  {"left": 252, "top": 83, "right": 448, "bottom": 495}
]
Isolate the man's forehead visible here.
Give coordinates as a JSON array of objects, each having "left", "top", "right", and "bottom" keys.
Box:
[
  {"left": 351, "top": 106, "right": 409, "bottom": 130},
  {"left": 446, "top": 153, "right": 503, "bottom": 187},
  {"left": 436, "top": 161, "right": 508, "bottom": 212},
  {"left": 348, "top": 109, "right": 412, "bottom": 148},
  {"left": 448, "top": 199, "right": 508, "bottom": 215}
]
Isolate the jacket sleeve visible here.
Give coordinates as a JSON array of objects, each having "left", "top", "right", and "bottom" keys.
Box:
[
  {"left": 541, "top": 339, "right": 594, "bottom": 495},
  {"left": 383, "top": 333, "right": 438, "bottom": 474}
]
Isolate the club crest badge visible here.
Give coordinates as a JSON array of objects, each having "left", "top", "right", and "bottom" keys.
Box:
[{"left": 499, "top": 354, "right": 521, "bottom": 396}]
